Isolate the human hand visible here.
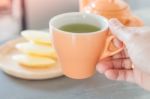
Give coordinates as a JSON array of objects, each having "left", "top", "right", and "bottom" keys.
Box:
[{"left": 96, "top": 19, "right": 150, "bottom": 91}]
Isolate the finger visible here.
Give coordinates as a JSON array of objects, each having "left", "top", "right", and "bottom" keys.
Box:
[
  {"left": 96, "top": 54, "right": 126, "bottom": 74},
  {"left": 112, "top": 49, "right": 132, "bottom": 69},
  {"left": 111, "top": 52, "right": 124, "bottom": 69},
  {"left": 109, "top": 19, "right": 132, "bottom": 43},
  {"left": 96, "top": 57, "right": 113, "bottom": 73},
  {"left": 105, "top": 69, "right": 135, "bottom": 83}
]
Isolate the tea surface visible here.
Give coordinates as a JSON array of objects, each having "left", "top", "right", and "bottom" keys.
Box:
[{"left": 59, "top": 23, "right": 100, "bottom": 33}]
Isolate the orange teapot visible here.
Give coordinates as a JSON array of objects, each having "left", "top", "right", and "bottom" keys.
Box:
[{"left": 80, "top": 0, "right": 143, "bottom": 26}]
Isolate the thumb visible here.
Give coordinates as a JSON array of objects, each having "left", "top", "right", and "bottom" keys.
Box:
[{"left": 109, "top": 19, "right": 132, "bottom": 43}]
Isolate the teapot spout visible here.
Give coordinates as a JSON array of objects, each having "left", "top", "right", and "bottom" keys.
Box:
[{"left": 80, "top": 0, "right": 90, "bottom": 11}]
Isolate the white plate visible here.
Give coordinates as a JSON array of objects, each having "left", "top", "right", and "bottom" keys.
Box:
[{"left": 0, "top": 37, "right": 63, "bottom": 80}]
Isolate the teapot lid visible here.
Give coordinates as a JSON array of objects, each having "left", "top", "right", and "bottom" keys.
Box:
[{"left": 90, "top": 0, "right": 129, "bottom": 12}]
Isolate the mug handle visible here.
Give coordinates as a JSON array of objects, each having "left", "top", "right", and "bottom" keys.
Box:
[{"left": 100, "top": 35, "right": 124, "bottom": 59}]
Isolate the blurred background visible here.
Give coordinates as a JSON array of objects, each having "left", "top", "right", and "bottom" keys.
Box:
[{"left": 0, "top": 0, "right": 150, "bottom": 41}]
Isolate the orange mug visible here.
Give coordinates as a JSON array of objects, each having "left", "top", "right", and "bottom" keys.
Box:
[{"left": 49, "top": 12, "right": 124, "bottom": 79}]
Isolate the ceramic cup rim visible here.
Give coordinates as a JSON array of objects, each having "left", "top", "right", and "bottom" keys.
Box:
[{"left": 49, "top": 12, "right": 109, "bottom": 35}]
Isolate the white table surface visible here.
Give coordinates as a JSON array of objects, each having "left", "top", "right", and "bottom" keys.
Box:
[{"left": 0, "top": 71, "right": 150, "bottom": 99}]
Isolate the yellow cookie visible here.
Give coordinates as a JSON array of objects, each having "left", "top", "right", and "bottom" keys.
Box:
[
  {"left": 21, "top": 30, "right": 51, "bottom": 45},
  {"left": 12, "top": 54, "right": 56, "bottom": 68},
  {"left": 16, "top": 42, "right": 57, "bottom": 59}
]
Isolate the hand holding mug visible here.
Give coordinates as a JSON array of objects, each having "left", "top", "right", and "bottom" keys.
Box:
[{"left": 97, "top": 19, "right": 150, "bottom": 91}]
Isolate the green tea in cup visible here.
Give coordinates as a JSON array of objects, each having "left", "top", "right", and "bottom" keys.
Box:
[{"left": 59, "top": 23, "right": 100, "bottom": 33}]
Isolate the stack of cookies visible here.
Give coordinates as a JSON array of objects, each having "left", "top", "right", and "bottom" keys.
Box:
[{"left": 13, "top": 30, "right": 58, "bottom": 68}]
